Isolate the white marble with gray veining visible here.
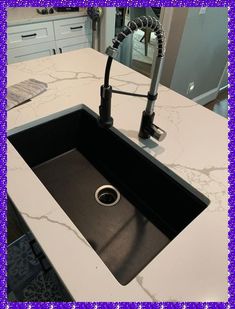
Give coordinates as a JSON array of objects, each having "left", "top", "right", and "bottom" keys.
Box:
[{"left": 7, "top": 48, "right": 228, "bottom": 302}]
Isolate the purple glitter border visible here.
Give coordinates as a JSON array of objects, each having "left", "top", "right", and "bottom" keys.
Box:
[{"left": 0, "top": 1, "right": 233, "bottom": 308}]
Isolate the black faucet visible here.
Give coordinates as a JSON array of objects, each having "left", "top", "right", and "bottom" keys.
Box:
[{"left": 98, "top": 15, "right": 167, "bottom": 142}]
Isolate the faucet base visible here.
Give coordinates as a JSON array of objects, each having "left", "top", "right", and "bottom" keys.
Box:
[
  {"left": 138, "top": 111, "right": 155, "bottom": 139},
  {"left": 98, "top": 116, "right": 113, "bottom": 128},
  {"left": 98, "top": 85, "right": 113, "bottom": 128},
  {"left": 139, "top": 111, "right": 167, "bottom": 141}
]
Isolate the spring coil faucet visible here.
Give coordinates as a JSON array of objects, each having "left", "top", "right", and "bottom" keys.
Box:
[{"left": 99, "top": 15, "right": 167, "bottom": 141}]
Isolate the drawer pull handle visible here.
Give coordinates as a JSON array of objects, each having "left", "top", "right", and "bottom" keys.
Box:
[
  {"left": 52, "top": 48, "right": 56, "bottom": 55},
  {"left": 59, "top": 48, "right": 62, "bottom": 53},
  {"left": 70, "top": 26, "right": 83, "bottom": 30},
  {"left": 21, "top": 33, "right": 37, "bottom": 38}
]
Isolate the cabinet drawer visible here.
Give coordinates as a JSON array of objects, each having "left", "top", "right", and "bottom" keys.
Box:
[
  {"left": 8, "top": 22, "right": 54, "bottom": 50},
  {"left": 8, "top": 41, "right": 57, "bottom": 64},
  {"left": 54, "top": 17, "right": 91, "bottom": 40},
  {"left": 56, "top": 36, "right": 91, "bottom": 54}
]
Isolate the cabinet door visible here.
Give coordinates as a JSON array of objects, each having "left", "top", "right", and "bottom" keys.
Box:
[
  {"left": 56, "top": 36, "right": 91, "bottom": 54},
  {"left": 8, "top": 41, "right": 57, "bottom": 64}
]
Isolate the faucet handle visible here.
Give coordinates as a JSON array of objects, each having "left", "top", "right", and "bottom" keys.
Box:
[
  {"left": 138, "top": 111, "right": 166, "bottom": 141},
  {"left": 150, "top": 124, "right": 167, "bottom": 142}
]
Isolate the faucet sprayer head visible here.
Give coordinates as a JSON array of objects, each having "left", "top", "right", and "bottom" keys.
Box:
[{"left": 106, "top": 16, "right": 166, "bottom": 59}]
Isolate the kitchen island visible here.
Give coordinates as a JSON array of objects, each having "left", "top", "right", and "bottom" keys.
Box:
[{"left": 7, "top": 48, "right": 228, "bottom": 302}]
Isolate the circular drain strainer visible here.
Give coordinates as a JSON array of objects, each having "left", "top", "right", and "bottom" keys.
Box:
[{"left": 95, "top": 185, "right": 120, "bottom": 207}]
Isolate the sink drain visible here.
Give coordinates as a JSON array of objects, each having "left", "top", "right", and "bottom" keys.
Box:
[{"left": 95, "top": 185, "right": 120, "bottom": 207}]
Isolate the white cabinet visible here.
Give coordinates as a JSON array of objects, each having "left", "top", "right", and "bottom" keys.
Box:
[
  {"left": 8, "top": 16, "right": 92, "bottom": 64},
  {"left": 8, "top": 41, "right": 57, "bottom": 64}
]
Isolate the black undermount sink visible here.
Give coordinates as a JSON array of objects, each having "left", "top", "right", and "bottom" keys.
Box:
[{"left": 8, "top": 106, "right": 210, "bottom": 285}]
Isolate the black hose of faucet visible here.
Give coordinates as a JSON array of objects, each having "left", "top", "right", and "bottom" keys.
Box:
[{"left": 104, "top": 56, "right": 113, "bottom": 88}]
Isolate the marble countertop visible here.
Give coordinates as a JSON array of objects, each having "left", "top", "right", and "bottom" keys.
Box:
[
  {"left": 7, "top": 7, "right": 87, "bottom": 26},
  {"left": 7, "top": 48, "right": 228, "bottom": 302}
]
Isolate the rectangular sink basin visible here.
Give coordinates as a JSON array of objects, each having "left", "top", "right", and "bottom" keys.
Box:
[{"left": 8, "top": 106, "right": 210, "bottom": 285}]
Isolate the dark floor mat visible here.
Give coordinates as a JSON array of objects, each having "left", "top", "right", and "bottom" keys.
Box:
[{"left": 8, "top": 234, "right": 72, "bottom": 302}]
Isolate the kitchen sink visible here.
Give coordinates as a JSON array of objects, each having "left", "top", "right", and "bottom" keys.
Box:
[{"left": 8, "top": 106, "right": 210, "bottom": 285}]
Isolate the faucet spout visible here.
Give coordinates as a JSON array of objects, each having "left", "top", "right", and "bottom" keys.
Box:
[
  {"left": 98, "top": 15, "right": 167, "bottom": 141},
  {"left": 139, "top": 56, "right": 167, "bottom": 142},
  {"left": 145, "top": 57, "right": 164, "bottom": 115}
]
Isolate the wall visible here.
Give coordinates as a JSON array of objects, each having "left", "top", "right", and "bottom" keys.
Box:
[{"left": 161, "top": 7, "right": 227, "bottom": 104}]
